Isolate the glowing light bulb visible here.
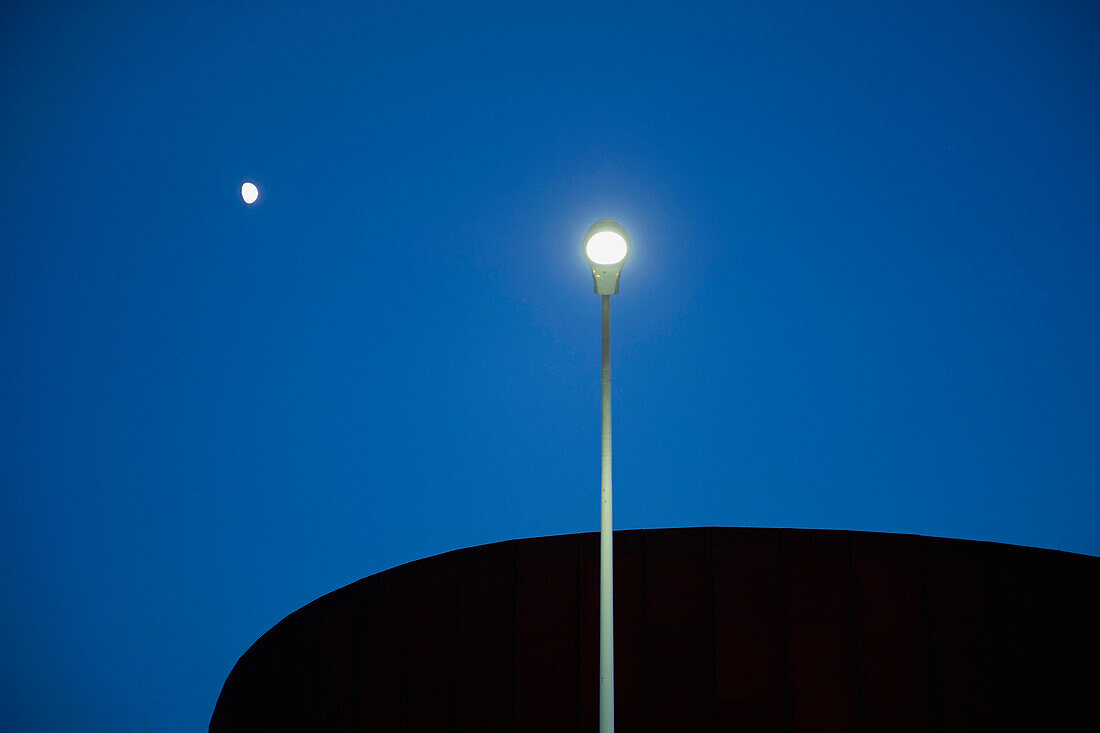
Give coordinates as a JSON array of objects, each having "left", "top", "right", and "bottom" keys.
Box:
[{"left": 585, "top": 230, "right": 628, "bottom": 265}]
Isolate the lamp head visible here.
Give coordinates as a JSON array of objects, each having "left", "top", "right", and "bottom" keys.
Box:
[{"left": 583, "top": 219, "right": 631, "bottom": 295}]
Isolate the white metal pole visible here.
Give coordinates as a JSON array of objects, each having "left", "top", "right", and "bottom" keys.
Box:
[{"left": 600, "top": 293, "right": 614, "bottom": 733}]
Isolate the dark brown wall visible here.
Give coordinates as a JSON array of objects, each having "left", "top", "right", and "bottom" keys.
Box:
[{"left": 210, "top": 528, "right": 1099, "bottom": 732}]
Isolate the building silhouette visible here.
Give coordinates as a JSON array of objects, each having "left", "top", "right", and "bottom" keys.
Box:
[{"left": 211, "top": 528, "right": 1098, "bottom": 731}]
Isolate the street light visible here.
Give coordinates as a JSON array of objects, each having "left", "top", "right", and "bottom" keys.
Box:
[
  {"left": 584, "top": 219, "right": 631, "bottom": 295},
  {"left": 583, "top": 219, "right": 630, "bottom": 733}
]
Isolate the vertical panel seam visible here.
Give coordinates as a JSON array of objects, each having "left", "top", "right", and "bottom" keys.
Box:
[
  {"left": 920, "top": 537, "right": 940, "bottom": 733},
  {"left": 708, "top": 527, "right": 717, "bottom": 733},
  {"left": 848, "top": 532, "right": 865, "bottom": 733},
  {"left": 453, "top": 553, "right": 461, "bottom": 733},
  {"left": 576, "top": 532, "right": 582, "bottom": 733},
  {"left": 398, "top": 568, "right": 408, "bottom": 733},
  {"left": 778, "top": 530, "right": 792, "bottom": 733},
  {"left": 510, "top": 540, "right": 517, "bottom": 733},
  {"left": 640, "top": 529, "right": 649, "bottom": 733}
]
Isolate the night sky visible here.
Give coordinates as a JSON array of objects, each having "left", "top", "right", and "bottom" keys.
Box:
[{"left": 2, "top": 1, "right": 1098, "bottom": 730}]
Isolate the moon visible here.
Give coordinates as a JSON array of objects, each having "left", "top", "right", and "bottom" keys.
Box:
[{"left": 241, "top": 182, "right": 259, "bottom": 204}]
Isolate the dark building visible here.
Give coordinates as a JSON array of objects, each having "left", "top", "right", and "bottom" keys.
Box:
[{"left": 211, "top": 528, "right": 1099, "bottom": 731}]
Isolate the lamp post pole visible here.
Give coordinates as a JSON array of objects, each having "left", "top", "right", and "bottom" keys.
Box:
[
  {"left": 582, "top": 219, "right": 630, "bottom": 733},
  {"left": 600, "top": 292, "right": 614, "bottom": 733}
]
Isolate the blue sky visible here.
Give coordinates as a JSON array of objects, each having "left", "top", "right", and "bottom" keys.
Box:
[{"left": 2, "top": 1, "right": 1098, "bottom": 730}]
